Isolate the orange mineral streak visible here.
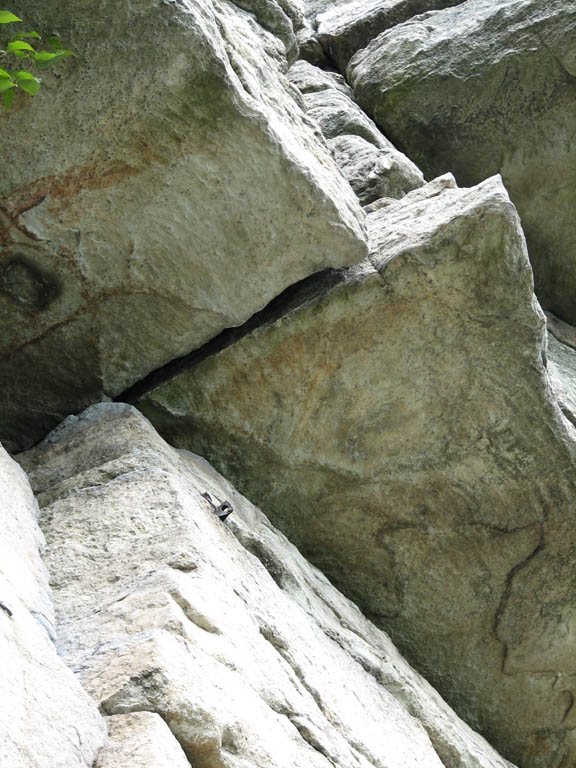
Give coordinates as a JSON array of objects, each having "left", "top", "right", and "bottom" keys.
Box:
[{"left": 1, "top": 156, "right": 141, "bottom": 220}]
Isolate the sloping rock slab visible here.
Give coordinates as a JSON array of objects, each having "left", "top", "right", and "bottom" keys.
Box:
[
  {"left": 138, "top": 176, "right": 576, "bottom": 768},
  {"left": 0, "top": 0, "right": 366, "bottom": 453},
  {"left": 0, "top": 444, "right": 105, "bottom": 767},
  {"left": 19, "top": 402, "right": 515, "bottom": 768},
  {"left": 347, "top": 0, "right": 576, "bottom": 325}
]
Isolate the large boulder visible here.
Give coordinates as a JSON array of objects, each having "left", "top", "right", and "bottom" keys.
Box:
[
  {"left": 137, "top": 175, "right": 576, "bottom": 767},
  {"left": 347, "top": 0, "right": 576, "bottom": 325},
  {"left": 0, "top": 443, "right": 105, "bottom": 767},
  {"left": 0, "top": 0, "right": 367, "bottom": 453},
  {"left": 19, "top": 402, "right": 516, "bottom": 768}
]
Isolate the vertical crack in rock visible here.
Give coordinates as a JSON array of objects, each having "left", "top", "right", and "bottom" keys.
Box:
[{"left": 492, "top": 524, "right": 546, "bottom": 674}]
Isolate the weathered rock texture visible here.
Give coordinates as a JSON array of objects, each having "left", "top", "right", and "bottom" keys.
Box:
[
  {"left": 289, "top": 61, "right": 424, "bottom": 204},
  {"left": 138, "top": 175, "right": 576, "bottom": 768},
  {"left": 19, "top": 402, "right": 516, "bottom": 768},
  {"left": 315, "top": 0, "right": 467, "bottom": 69},
  {"left": 95, "top": 713, "right": 191, "bottom": 768},
  {"left": 347, "top": 0, "right": 576, "bottom": 324},
  {"left": 0, "top": 0, "right": 367, "bottom": 453},
  {"left": 0, "top": 444, "right": 105, "bottom": 767},
  {"left": 547, "top": 333, "right": 576, "bottom": 429}
]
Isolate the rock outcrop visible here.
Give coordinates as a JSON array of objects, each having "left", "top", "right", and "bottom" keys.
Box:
[
  {"left": 288, "top": 61, "right": 424, "bottom": 204},
  {"left": 315, "top": 0, "right": 467, "bottom": 69},
  {"left": 0, "top": 444, "right": 105, "bottom": 767},
  {"left": 347, "top": 0, "right": 576, "bottom": 324},
  {"left": 18, "top": 402, "right": 515, "bottom": 768},
  {"left": 138, "top": 175, "right": 576, "bottom": 767},
  {"left": 0, "top": 0, "right": 367, "bottom": 453}
]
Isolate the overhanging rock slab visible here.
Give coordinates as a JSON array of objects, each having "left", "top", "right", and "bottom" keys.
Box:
[{"left": 0, "top": 0, "right": 366, "bottom": 452}]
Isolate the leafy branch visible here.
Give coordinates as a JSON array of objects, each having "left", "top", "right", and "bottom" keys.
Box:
[{"left": 0, "top": 10, "right": 74, "bottom": 109}]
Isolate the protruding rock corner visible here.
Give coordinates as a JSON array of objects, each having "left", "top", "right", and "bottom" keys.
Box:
[{"left": 1, "top": 0, "right": 576, "bottom": 767}]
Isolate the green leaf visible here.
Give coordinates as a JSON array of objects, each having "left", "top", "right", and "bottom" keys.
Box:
[
  {"left": 48, "top": 35, "right": 62, "bottom": 49},
  {"left": 14, "top": 70, "right": 36, "bottom": 80},
  {"left": 16, "top": 30, "right": 41, "bottom": 39},
  {"left": 17, "top": 77, "right": 38, "bottom": 95},
  {"left": 0, "top": 11, "right": 21, "bottom": 23},
  {"left": 3, "top": 87, "right": 14, "bottom": 108},
  {"left": 0, "top": 78, "right": 15, "bottom": 92},
  {"left": 12, "top": 49, "right": 30, "bottom": 58},
  {"left": 7, "top": 39, "right": 35, "bottom": 52},
  {"left": 0, "top": 66, "right": 10, "bottom": 76},
  {"left": 33, "top": 50, "right": 60, "bottom": 62},
  {"left": 34, "top": 49, "right": 73, "bottom": 67}
]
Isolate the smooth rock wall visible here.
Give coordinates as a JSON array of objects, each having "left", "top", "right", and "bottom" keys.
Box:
[{"left": 0, "top": 444, "right": 105, "bottom": 767}]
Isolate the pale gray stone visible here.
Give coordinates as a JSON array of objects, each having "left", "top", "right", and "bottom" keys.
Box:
[
  {"left": 288, "top": 62, "right": 424, "bottom": 203},
  {"left": 19, "top": 403, "right": 515, "bottom": 768},
  {"left": 0, "top": 445, "right": 105, "bottom": 767},
  {"left": 329, "top": 134, "right": 424, "bottom": 203},
  {"left": 316, "top": 0, "right": 467, "bottom": 67},
  {"left": 138, "top": 176, "right": 576, "bottom": 768},
  {"left": 288, "top": 61, "right": 354, "bottom": 96},
  {"left": 547, "top": 334, "right": 576, "bottom": 429},
  {"left": 0, "top": 0, "right": 367, "bottom": 453},
  {"left": 300, "top": 87, "right": 385, "bottom": 145},
  {"left": 95, "top": 713, "right": 190, "bottom": 768},
  {"left": 347, "top": 0, "right": 576, "bottom": 325}
]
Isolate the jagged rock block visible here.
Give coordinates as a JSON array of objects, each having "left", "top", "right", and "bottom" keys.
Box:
[
  {"left": 95, "top": 713, "right": 190, "bottom": 768},
  {"left": 139, "top": 175, "right": 576, "bottom": 767},
  {"left": 315, "top": 0, "right": 467, "bottom": 68},
  {"left": 288, "top": 61, "right": 424, "bottom": 204},
  {"left": 348, "top": 0, "right": 576, "bottom": 325}
]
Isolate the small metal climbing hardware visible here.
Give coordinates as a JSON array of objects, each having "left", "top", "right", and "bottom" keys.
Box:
[{"left": 201, "top": 491, "right": 234, "bottom": 521}]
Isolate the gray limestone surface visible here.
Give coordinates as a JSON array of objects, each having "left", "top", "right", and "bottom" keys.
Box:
[
  {"left": 347, "top": 0, "right": 576, "bottom": 324},
  {"left": 0, "top": 0, "right": 367, "bottom": 453},
  {"left": 138, "top": 176, "right": 576, "bottom": 768},
  {"left": 19, "top": 402, "right": 515, "bottom": 768}
]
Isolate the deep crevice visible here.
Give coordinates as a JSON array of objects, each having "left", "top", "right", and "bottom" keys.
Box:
[{"left": 115, "top": 266, "right": 347, "bottom": 404}]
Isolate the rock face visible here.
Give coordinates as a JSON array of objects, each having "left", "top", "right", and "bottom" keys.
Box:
[
  {"left": 315, "top": 0, "right": 467, "bottom": 69},
  {"left": 95, "top": 713, "right": 191, "bottom": 768},
  {"left": 0, "top": 443, "right": 105, "bottom": 767},
  {"left": 347, "top": 0, "right": 576, "bottom": 324},
  {"left": 0, "top": 0, "right": 367, "bottom": 453},
  {"left": 138, "top": 175, "right": 576, "bottom": 768},
  {"left": 18, "top": 402, "right": 516, "bottom": 768},
  {"left": 288, "top": 62, "right": 424, "bottom": 204},
  {"left": 547, "top": 332, "right": 576, "bottom": 429}
]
